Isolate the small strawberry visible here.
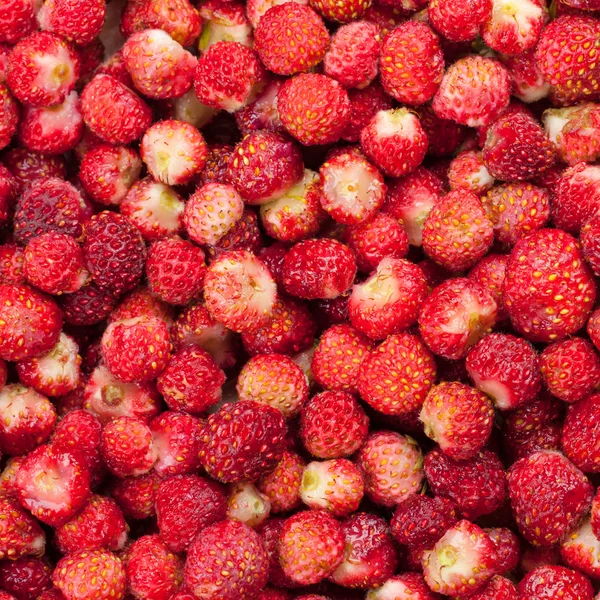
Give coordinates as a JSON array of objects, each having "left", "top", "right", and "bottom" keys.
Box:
[
  {"left": 465, "top": 575, "right": 518, "bottom": 600},
  {"left": 342, "top": 82, "right": 393, "bottom": 143},
  {"left": 110, "top": 286, "right": 173, "bottom": 326},
  {"left": 486, "top": 528, "right": 520, "bottom": 574},
  {"left": 428, "top": 0, "right": 492, "bottom": 41},
  {"left": 447, "top": 150, "right": 494, "bottom": 195},
  {"left": 502, "top": 51, "right": 550, "bottom": 103},
  {"left": 227, "top": 482, "right": 272, "bottom": 528},
  {"left": 60, "top": 283, "right": 118, "bottom": 326},
  {"left": 562, "top": 393, "right": 600, "bottom": 472},
  {"left": 235, "top": 78, "right": 284, "bottom": 134},
  {"left": 207, "top": 208, "right": 263, "bottom": 257},
  {"left": 468, "top": 255, "right": 508, "bottom": 320},
  {"left": 109, "top": 470, "right": 162, "bottom": 520},
  {"left": 37, "top": 0, "right": 105, "bottom": 46},
  {"left": 198, "top": 0, "right": 252, "bottom": 52},
  {"left": 357, "top": 430, "right": 424, "bottom": 507},
  {"left": 554, "top": 163, "right": 600, "bottom": 233},
  {"left": 560, "top": 515, "right": 600, "bottom": 578},
  {"left": 0, "top": 0, "right": 36, "bottom": 44},
  {"left": 143, "top": 0, "right": 201, "bottom": 47},
  {"left": 3, "top": 147, "right": 66, "bottom": 188},
  {"left": 518, "top": 565, "right": 594, "bottom": 600},
  {"left": 300, "top": 390, "right": 369, "bottom": 459},
  {"left": 257, "top": 450, "right": 305, "bottom": 513},
  {"left": 0, "top": 243, "right": 25, "bottom": 286},
  {"left": 366, "top": 573, "right": 439, "bottom": 600},
  {"left": 0, "top": 557, "right": 52, "bottom": 600},
  {"left": 0, "top": 495, "right": 45, "bottom": 561}
]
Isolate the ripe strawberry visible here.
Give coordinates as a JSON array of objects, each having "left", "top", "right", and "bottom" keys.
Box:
[
  {"left": 330, "top": 513, "right": 399, "bottom": 589},
  {"left": 0, "top": 0, "right": 36, "bottom": 44},
  {"left": 465, "top": 575, "right": 518, "bottom": 600},
  {"left": 126, "top": 535, "right": 183, "bottom": 600},
  {"left": 432, "top": 56, "right": 511, "bottom": 127},
  {"left": 198, "top": 0, "right": 252, "bottom": 52},
  {"left": 0, "top": 456, "right": 23, "bottom": 498},
  {"left": 110, "top": 286, "right": 173, "bottom": 326},
  {"left": 16, "top": 444, "right": 91, "bottom": 526},
  {"left": 422, "top": 520, "right": 498, "bottom": 596},
  {"left": 536, "top": 15, "right": 600, "bottom": 104},
  {"left": 0, "top": 495, "right": 45, "bottom": 561},
  {"left": 0, "top": 556, "right": 53, "bottom": 600},
  {"left": 185, "top": 520, "right": 269, "bottom": 600},
  {"left": 466, "top": 333, "right": 540, "bottom": 411},
  {"left": 447, "top": 150, "right": 494, "bottom": 195},
  {"left": 109, "top": 470, "right": 162, "bottom": 520},
  {"left": 508, "top": 450, "right": 594, "bottom": 546},
  {"left": 562, "top": 393, "right": 600, "bottom": 472},
  {"left": 467, "top": 256, "right": 507, "bottom": 321},
  {"left": 324, "top": 21, "right": 379, "bottom": 89},
  {"left": 380, "top": 22, "right": 443, "bottom": 106},
  {"left": 342, "top": 82, "right": 393, "bottom": 143},
  {"left": 194, "top": 41, "right": 265, "bottom": 112},
  {"left": 366, "top": 573, "right": 438, "bottom": 600},
  {"left": 227, "top": 481, "right": 272, "bottom": 528},
  {"left": 146, "top": 236, "right": 207, "bottom": 305},
  {"left": 554, "top": 163, "right": 600, "bottom": 233},
  {"left": 428, "top": 0, "right": 492, "bottom": 41},
  {"left": 0, "top": 243, "right": 25, "bottom": 286},
  {"left": 589, "top": 307, "right": 600, "bottom": 351},
  {"left": 518, "top": 565, "right": 594, "bottom": 600},
  {"left": 486, "top": 528, "right": 520, "bottom": 574},
  {"left": 235, "top": 78, "right": 285, "bottom": 134},
  {"left": 38, "top": 0, "right": 105, "bottom": 45},
  {"left": 207, "top": 208, "right": 263, "bottom": 258},
  {"left": 55, "top": 494, "right": 128, "bottom": 555},
  {"left": 500, "top": 51, "right": 549, "bottom": 104},
  {"left": 53, "top": 549, "right": 126, "bottom": 600},
  {"left": 199, "top": 400, "right": 287, "bottom": 483},
  {"left": 283, "top": 239, "right": 356, "bottom": 300},
  {"left": 258, "top": 450, "right": 305, "bottom": 513},
  {"left": 300, "top": 391, "right": 369, "bottom": 459},
  {"left": 142, "top": 0, "right": 201, "bottom": 47},
  {"left": 418, "top": 278, "right": 497, "bottom": 360},
  {"left": 503, "top": 228, "right": 596, "bottom": 342},
  {"left": 199, "top": 143, "right": 234, "bottom": 183},
  {"left": 559, "top": 515, "right": 600, "bottom": 578},
  {"left": 60, "top": 283, "right": 118, "bottom": 326},
  {"left": 226, "top": 131, "right": 304, "bottom": 204},
  {"left": 420, "top": 381, "right": 494, "bottom": 460},
  {"left": 3, "top": 147, "right": 67, "bottom": 188},
  {"left": 357, "top": 430, "right": 424, "bottom": 507},
  {"left": 278, "top": 509, "right": 345, "bottom": 585},
  {"left": 278, "top": 74, "right": 350, "bottom": 145},
  {"left": 360, "top": 108, "right": 428, "bottom": 178}
]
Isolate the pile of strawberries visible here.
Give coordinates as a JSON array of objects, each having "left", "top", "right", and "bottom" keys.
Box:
[{"left": 3, "top": 0, "right": 600, "bottom": 599}]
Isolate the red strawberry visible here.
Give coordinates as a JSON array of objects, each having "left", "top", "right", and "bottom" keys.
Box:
[
  {"left": 38, "top": 0, "right": 105, "bottom": 45},
  {"left": 357, "top": 430, "right": 424, "bottom": 507},
  {"left": 447, "top": 150, "right": 494, "bottom": 195},
  {"left": 110, "top": 286, "right": 173, "bottom": 326},
  {"left": 0, "top": 0, "right": 36, "bottom": 44},
  {"left": 466, "top": 575, "right": 518, "bottom": 600},
  {"left": 0, "top": 495, "right": 45, "bottom": 561},
  {"left": 502, "top": 51, "right": 550, "bottom": 103},
  {"left": 198, "top": 0, "right": 252, "bottom": 53},
  {"left": 227, "top": 481, "right": 272, "bottom": 528},
  {"left": 417, "top": 104, "right": 467, "bottom": 157},
  {"left": 428, "top": 0, "right": 492, "bottom": 41},
  {"left": 0, "top": 243, "right": 25, "bottom": 286},
  {"left": 3, "top": 147, "right": 66, "bottom": 188},
  {"left": 380, "top": 22, "right": 444, "bottom": 106},
  {"left": 258, "top": 450, "right": 305, "bottom": 513},
  {"left": 342, "top": 82, "right": 393, "bottom": 143},
  {"left": 109, "top": 470, "right": 162, "bottom": 520},
  {"left": 554, "top": 163, "right": 600, "bottom": 233},
  {"left": 184, "top": 520, "right": 269, "bottom": 600},
  {"left": 503, "top": 228, "right": 596, "bottom": 342},
  {"left": 0, "top": 557, "right": 52, "bottom": 600},
  {"left": 206, "top": 208, "right": 263, "bottom": 258},
  {"left": 235, "top": 77, "right": 285, "bottom": 135},
  {"left": 366, "top": 573, "right": 439, "bottom": 600},
  {"left": 432, "top": 56, "right": 511, "bottom": 127},
  {"left": 486, "top": 528, "right": 520, "bottom": 574},
  {"left": 562, "top": 393, "right": 600, "bottom": 472},
  {"left": 518, "top": 565, "right": 594, "bottom": 600},
  {"left": 581, "top": 212, "right": 600, "bottom": 277},
  {"left": 142, "top": 0, "right": 201, "bottom": 47},
  {"left": 300, "top": 390, "right": 369, "bottom": 459},
  {"left": 508, "top": 450, "right": 594, "bottom": 546},
  {"left": 60, "top": 282, "right": 118, "bottom": 326}
]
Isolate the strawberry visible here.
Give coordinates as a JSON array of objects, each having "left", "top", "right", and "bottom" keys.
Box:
[
  {"left": 428, "top": 0, "right": 492, "bottom": 41},
  {"left": 536, "top": 15, "right": 600, "bottom": 104},
  {"left": 109, "top": 470, "right": 162, "bottom": 520},
  {"left": 468, "top": 255, "right": 508, "bottom": 320},
  {"left": 554, "top": 163, "right": 600, "bottom": 233},
  {"left": 283, "top": 239, "right": 356, "bottom": 300},
  {"left": 55, "top": 494, "right": 128, "bottom": 555},
  {"left": 142, "top": 0, "right": 201, "bottom": 47},
  {"left": 324, "top": 21, "right": 379, "bottom": 88},
  {"left": 560, "top": 515, "right": 600, "bottom": 578},
  {"left": 360, "top": 108, "right": 428, "bottom": 178},
  {"left": 3, "top": 148, "right": 67, "bottom": 188},
  {"left": 0, "top": 557, "right": 52, "bottom": 600},
  {"left": 467, "top": 576, "right": 518, "bottom": 600},
  {"left": 184, "top": 520, "right": 269, "bottom": 600},
  {"left": 157, "top": 346, "right": 225, "bottom": 414},
  {"left": 258, "top": 450, "right": 305, "bottom": 513},
  {"left": 562, "top": 393, "right": 600, "bottom": 472},
  {"left": 227, "top": 482, "right": 271, "bottom": 528},
  {"left": 417, "top": 104, "right": 467, "bottom": 157},
  {"left": 0, "top": 495, "right": 45, "bottom": 561},
  {"left": 80, "top": 74, "right": 152, "bottom": 144},
  {"left": 300, "top": 390, "right": 369, "bottom": 459},
  {"left": 110, "top": 286, "right": 173, "bottom": 326},
  {"left": 278, "top": 74, "right": 350, "bottom": 145},
  {"left": 447, "top": 150, "right": 494, "bottom": 195},
  {"left": 356, "top": 430, "right": 424, "bottom": 507},
  {"left": 380, "top": 22, "right": 444, "bottom": 106},
  {"left": 422, "top": 188, "right": 493, "bottom": 272},
  {"left": 60, "top": 283, "right": 118, "bottom": 326},
  {"left": 482, "top": 182, "right": 550, "bottom": 247},
  {"left": 235, "top": 78, "right": 285, "bottom": 134},
  {"left": 540, "top": 337, "right": 600, "bottom": 403},
  {"left": 330, "top": 513, "right": 399, "bottom": 589},
  {"left": 503, "top": 228, "right": 596, "bottom": 342},
  {"left": 300, "top": 458, "right": 364, "bottom": 516},
  {"left": 79, "top": 144, "right": 142, "bottom": 206},
  {"left": 418, "top": 278, "right": 498, "bottom": 360},
  {"left": 365, "top": 573, "right": 439, "bottom": 600},
  {"left": 198, "top": 0, "right": 252, "bottom": 52},
  {"left": 199, "top": 400, "right": 287, "bottom": 483},
  {"left": 420, "top": 381, "right": 494, "bottom": 460},
  {"left": 194, "top": 41, "right": 265, "bottom": 112},
  {"left": 466, "top": 333, "right": 541, "bottom": 410},
  {"left": 207, "top": 208, "right": 263, "bottom": 257},
  {"left": 0, "top": 243, "right": 25, "bottom": 285},
  {"left": 518, "top": 565, "right": 594, "bottom": 600},
  {"left": 432, "top": 56, "right": 511, "bottom": 127},
  {"left": 358, "top": 332, "right": 436, "bottom": 415},
  {"left": 502, "top": 51, "right": 550, "bottom": 103},
  {"left": 589, "top": 307, "right": 600, "bottom": 351},
  {"left": 342, "top": 82, "right": 393, "bottom": 143},
  {"left": 126, "top": 535, "right": 183, "bottom": 600},
  {"left": 52, "top": 549, "right": 126, "bottom": 600},
  {"left": 226, "top": 131, "right": 304, "bottom": 204},
  {"left": 508, "top": 450, "right": 594, "bottom": 546},
  {"left": 0, "top": 0, "right": 36, "bottom": 44},
  {"left": 146, "top": 236, "right": 207, "bottom": 305},
  {"left": 37, "top": 0, "right": 105, "bottom": 46},
  {"left": 486, "top": 528, "right": 520, "bottom": 574},
  {"left": 278, "top": 509, "right": 345, "bottom": 585},
  {"left": 0, "top": 163, "right": 18, "bottom": 223},
  {"left": 422, "top": 520, "right": 499, "bottom": 596}
]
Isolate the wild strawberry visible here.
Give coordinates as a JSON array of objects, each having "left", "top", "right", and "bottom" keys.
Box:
[
  {"left": 418, "top": 278, "right": 497, "bottom": 360},
  {"left": 559, "top": 515, "right": 600, "bottom": 578},
  {"left": 199, "top": 400, "right": 287, "bottom": 483},
  {"left": 428, "top": 0, "right": 491, "bottom": 41},
  {"left": 553, "top": 163, "right": 600, "bottom": 233},
  {"left": 499, "top": 51, "right": 549, "bottom": 104},
  {"left": 536, "top": 15, "right": 600, "bottom": 104},
  {"left": 227, "top": 482, "right": 271, "bottom": 528},
  {"left": 194, "top": 41, "right": 265, "bottom": 112},
  {"left": 110, "top": 286, "right": 173, "bottom": 327},
  {"left": 0, "top": 456, "right": 24, "bottom": 499},
  {"left": 0, "top": 243, "right": 25, "bottom": 286},
  {"left": 226, "top": 131, "right": 304, "bottom": 204},
  {"left": 60, "top": 283, "right": 118, "bottom": 326},
  {"left": 357, "top": 430, "right": 424, "bottom": 507},
  {"left": 380, "top": 22, "right": 443, "bottom": 106},
  {"left": 433, "top": 56, "right": 511, "bottom": 127},
  {"left": 0, "top": 0, "right": 36, "bottom": 44},
  {"left": 38, "top": 0, "right": 105, "bottom": 45},
  {"left": 466, "top": 576, "right": 518, "bottom": 600},
  {"left": 416, "top": 104, "right": 466, "bottom": 158},
  {"left": 503, "top": 228, "right": 596, "bottom": 342},
  {"left": 185, "top": 520, "right": 268, "bottom": 600},
  {"left": 366, "top": 573, "right": 439, "bottom": 600},
  {"left": 143, "top": 0, "right": 201, "bottom": 47},
  {"left": 446, "top": 150, "right": 493, "bottom": 197},
  {"left": 109, "top": 470, "right": 162, "bottom": 520},
  {"left": 198, "top": 0, "right": 252, "bottom": 52},
  {"left": 16, "top": 444, "right": 91, "bottom": 526},
  {"left": 126, "top": 535, "right": 183, "bottom": 600},
  {"left": 562, "top": 392, "right": 600, "bottom": 472},
  {"left": 518, "top": 565, "right": 594, "bottom": 600},
  {"left": 540, "top": 338, "right": 600, "bottom": 403},
  {"left": 0, "top": 495, "right": 45, "bottom": 561},
  {"left": 55, "top": 494, "right": 127, "bottom": 555},
  {"left": 486, "top": 528, "right": 520, "bottom": 574},
  {"left": 330, "top": 513, "right": 399, "bottom": 589},
  {"left": 278, "top": 74, "right": 350, "bottom": 145},
  {"left": 420, "top": 381, "right": 494, "bottom": 460},
  {"left": 53, "top": 549, "right": 126, "bottom": 600},
  {"left": 342, "top": 82, "right": 393, "bottom": 143},
  {"left": 0, "top": 556, "right": 53, "bottom": 600},
  {"left": 235, "top": 78, "right": 284, "bottom": 135},
  {"left": 207, "top": 207, "right": 263, "bottom": 257},
  {"left": 257, "top": 450, "right": 305, "bottom": 513},
  {"left": 300, "top": 390, "right": 369, "bottom": 459},
  {"left": 508, "top": 450, "right": 594, "bottom": 546},
  {"left": 146, "top": 236, "right": 207, "bottom": 305},
  {"left": 466, "top": 333, "right": 540, "bottom": 410},
  {"left": 3, "top": 147, "right": 67, "bottom": 188},
  {"left": 283, "top": 238, "right": 356, "bottom": 300},
  {"left": 0, "top": 163, "right": 17, "bottom": 224},
  {"left": 422, "top": 520, "right": 498, "bottom": 596},
  {"left": 360, "top": 108, "right": 428, "bottom": 178}
]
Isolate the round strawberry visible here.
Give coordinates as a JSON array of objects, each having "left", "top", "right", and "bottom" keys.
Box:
[
  {"left": 0, "top": 0, "right": 36, "bottom": 44},
  {"left": 428, "top": 0, "right": 492, "bottom": 41},
  {"left": 0, "top": 495, "right": 45, "bottom": 561},
  {"left": 0, "top": 85, "right": 18, "bottom": 151},
  {"left": 142, "top": 0, "right": 202, "bottom": 47},
  {"left": 518, "top": 565, "right": 594, "bottom": 600},
  {"left": 37, "top": 0, "right": 105, "bottom": 46},
  {"left": 258, "top": 450, "right": 305, "bottom": 513},
  {"left": 109, "top": 470, "right": 162, "bottom": 521},
  {"left": 60, "top": 282, "right": 118, "bottom": 326},
  {"left": 447, "top": 150, "right": 495, "bottom": 195},
  {"left": 0, "top": 557, "right": 52, "bottom": 600},
  {"left": 342, "top": 82, "right": 393, "bottom": 143},
  {"left": 554, "top": 163, "right": 600, "bottom": 233},
  {"left": 562, "top": 393, "right": 600, "bottom": 473}
]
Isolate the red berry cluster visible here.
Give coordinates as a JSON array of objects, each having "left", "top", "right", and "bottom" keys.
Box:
[{"left": 1, "top": 1, "right": 600, "bottom": 600}]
